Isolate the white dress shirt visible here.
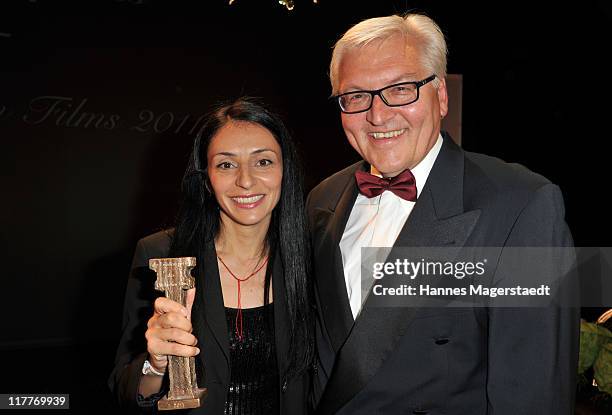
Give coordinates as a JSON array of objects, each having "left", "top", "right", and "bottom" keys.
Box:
[{"left": 339, "top": 134, "right": 443, "bottom": 319}]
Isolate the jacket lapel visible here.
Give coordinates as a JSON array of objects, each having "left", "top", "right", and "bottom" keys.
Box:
[
  {"left": 194, "top": 241, "right": 230, "bottom": 369},
  {"left": 272, "top": 251, "right": 290, "bottom": 378},
  {"left": 316, "top": 134, "right": 481, "bottom": 415},
  {"left": 313, "top": 163, "right": 363, "bottom": 352}
]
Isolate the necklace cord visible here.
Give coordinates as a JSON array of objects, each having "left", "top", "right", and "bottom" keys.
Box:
[{"left": 217, "top": 255, "right": 269, "bottom": 341}]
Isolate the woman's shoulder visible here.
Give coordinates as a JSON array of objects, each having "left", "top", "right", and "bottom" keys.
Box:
[{"left": 133, "top": 228, "right": 175, "bottom": 263}]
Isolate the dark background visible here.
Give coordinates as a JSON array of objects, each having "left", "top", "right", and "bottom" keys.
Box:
[{"left": 1, "top": 0, "right": 610, "bottom": 412}]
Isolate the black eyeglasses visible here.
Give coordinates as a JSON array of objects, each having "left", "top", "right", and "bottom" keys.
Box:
[{"left": 334, "top": 74, "right": 437, "bottom": 114}]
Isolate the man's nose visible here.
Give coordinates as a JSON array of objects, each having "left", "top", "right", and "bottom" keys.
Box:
[
  {"left": 366, "top": 94, "right": 394, "bottom": 125},
  {"left": 235, "top": 165, "right": 255, "bottom": 189}
]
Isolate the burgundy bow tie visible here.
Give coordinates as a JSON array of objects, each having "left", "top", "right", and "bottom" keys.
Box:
[{"left": 355, "top": 169, "right": 417, "bottom": 202}]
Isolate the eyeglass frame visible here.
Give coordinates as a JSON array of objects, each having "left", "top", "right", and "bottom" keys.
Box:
[{"left": 333, "top": 74, "right": 437, "bottom": 114}]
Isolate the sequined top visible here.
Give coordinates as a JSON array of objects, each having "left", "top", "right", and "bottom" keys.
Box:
[{"left": 224, "top": 303, "right": 279, "bottom": 415}]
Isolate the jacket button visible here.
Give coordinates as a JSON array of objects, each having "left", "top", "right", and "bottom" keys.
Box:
[
  {"left": 435, "top": 338, "right": 449, "bottom": 345},
  {"left": 281, "top": 379, "right": 288, "bottom": 393},
  {"left": 313, "top": 362, "right": 318, "bottom": 375}
]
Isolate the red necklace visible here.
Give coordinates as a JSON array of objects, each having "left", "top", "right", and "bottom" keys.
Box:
[{"left": 217, "top": 255, "right": 269, "bottom": 342}]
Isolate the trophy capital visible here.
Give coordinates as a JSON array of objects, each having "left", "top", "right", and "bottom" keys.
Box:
[{"left": 149, "top": 257, "right": 196, "bottom": 291}]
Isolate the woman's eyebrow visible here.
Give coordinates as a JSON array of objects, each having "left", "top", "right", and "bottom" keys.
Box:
[
  {"left": 212, "top": 148, "right": 277, "bottom": 157},
  {"left": 251, "top": 148, "right": 277, "bottom": 155}
]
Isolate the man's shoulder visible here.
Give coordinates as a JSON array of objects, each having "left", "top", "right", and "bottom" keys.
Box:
[
  {"left": 463, "top": 149, "right": 552, "bottom": 195},
  {"left": 307, "top": 160, "right": 362, "bottom": 209}
]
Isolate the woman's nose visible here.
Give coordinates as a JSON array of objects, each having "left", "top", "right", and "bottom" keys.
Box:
[{"left": 235, "top": 166, "right": 255, "bottom": 189}]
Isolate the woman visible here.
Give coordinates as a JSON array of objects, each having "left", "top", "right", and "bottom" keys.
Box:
[{"left": 109, "top": 98, "right": 314, "bottom": 414}]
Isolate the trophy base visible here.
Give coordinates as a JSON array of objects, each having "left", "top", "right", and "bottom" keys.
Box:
[{"left": 158, "top": 388, "right": 207, "bottom": 411}]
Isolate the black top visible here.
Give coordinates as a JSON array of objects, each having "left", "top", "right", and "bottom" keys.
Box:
[{"left": 224, "top": 303, "right": 279, "bottom": 415}]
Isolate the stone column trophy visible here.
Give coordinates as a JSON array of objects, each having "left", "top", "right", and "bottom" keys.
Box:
[{"left": 149, "top": 257, "right": 207, "bottom": 410}]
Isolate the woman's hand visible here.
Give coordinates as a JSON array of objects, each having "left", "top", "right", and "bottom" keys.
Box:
[{"left": 144, "top": 287, "right": 199, "bottom": 373}]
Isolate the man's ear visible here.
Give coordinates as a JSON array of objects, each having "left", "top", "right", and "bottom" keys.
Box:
[{"left": 437, "top": 77, "right": 449, "bottom": 119}]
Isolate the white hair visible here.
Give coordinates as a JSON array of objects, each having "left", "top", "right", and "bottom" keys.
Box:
[{"left": 329, "top": 13, "right": 448, "bottom": 95}]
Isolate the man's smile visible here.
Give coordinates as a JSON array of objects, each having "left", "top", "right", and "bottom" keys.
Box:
[{"left": 369, "top": 129, "right": 406, "bottom": 139}]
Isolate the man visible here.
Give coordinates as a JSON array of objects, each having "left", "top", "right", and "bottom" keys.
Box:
[{"left": 306, "top": 13, "right": 579, "bottom": 414}]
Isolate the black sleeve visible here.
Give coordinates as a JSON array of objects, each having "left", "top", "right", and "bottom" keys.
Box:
[
  {"left": 487, "top": 184, "right": 580, "bottom": 414},
  {"left": 108, "top": 238, "right": 168, "bottom": 413}
]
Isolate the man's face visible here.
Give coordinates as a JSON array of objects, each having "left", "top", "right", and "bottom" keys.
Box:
[{"left": 337, "top": 35, "right": 448, "bottom": 177}]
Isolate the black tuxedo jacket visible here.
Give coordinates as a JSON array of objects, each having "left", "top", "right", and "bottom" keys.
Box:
[
  {"left": 108, "top": 230, "right": 310, "bottom": 414},
  {"left": 306, "top": 133, "right": 579, "bottom": 414}
]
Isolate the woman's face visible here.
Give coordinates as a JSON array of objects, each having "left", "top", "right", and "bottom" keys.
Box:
[{"left": 207, "top": 121, "right": 283, "bottom": 229}]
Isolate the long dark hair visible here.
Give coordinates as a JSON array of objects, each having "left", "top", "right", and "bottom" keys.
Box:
[{"left": 169, "top": 97, "right": 313, "bottom": 377}]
